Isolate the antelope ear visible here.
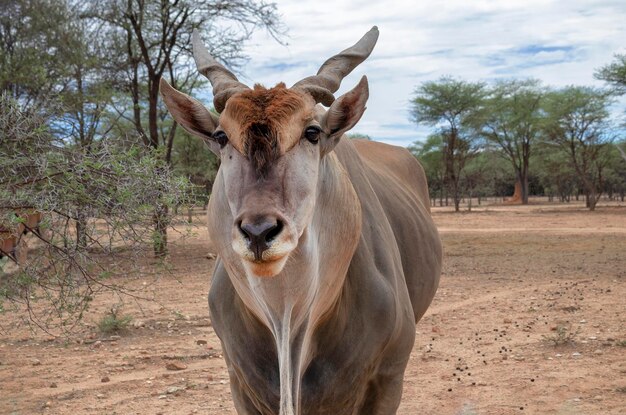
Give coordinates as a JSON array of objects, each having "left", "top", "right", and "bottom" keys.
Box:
[
  {"left": 159, "top": 78, "right": 221, "bottom": 155},
  {"left": 321, "top": 75, "right": 369, "bottom": 154}
]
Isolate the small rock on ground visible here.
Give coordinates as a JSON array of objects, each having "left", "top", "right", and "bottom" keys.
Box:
[
  {"left": 166, "top": 386, "right": 186, "bottom": 394},
  {"left": 165, "top": 362, "right": 187, "bottom": 371}
]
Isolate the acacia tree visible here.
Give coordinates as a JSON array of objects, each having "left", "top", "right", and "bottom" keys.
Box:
[
  {"left": 0, "top": 94, "right": 190, "bottom": 333},
  {"left": 595, "top": 54, "right": 626, "bottom": 94},
  {"left": 0, "top": 0, "right": 76, "bottom": 109},
  {"left": 409, "top": 134, "right": 445, "bottom": 206},
  {"left": 616, "top": 142, "right": 626, "bottom": 162},
  {"left": 1, "top": 1, "right": 115, "bottom": 248},
  {"left": 543, "top": 87, "right": 615, "bottom": 210},
  {"left": 87, "top": 0, "right": 283, "bottom": 256},
  {"left": 171, "top": 132, "right": 219, "bottom": 212},
  {"left": 596, "top": 54, "right": 626, "bottom": 162},
  {"left": 1, "top": 0, "right": 120, "bottom": 159},
  {"left": 59, "top": 16, "right": 117, "bottom": 151},
  {"left": 478, "top": 80, "right": 545, "bottom": 204},
  {"left": 60, "top": 12, "right": 127, "bottom": 248},
  {"left": 532, "top": 143, "right": 578, "bottom": 202},
  {"left": 461, "top": 150, "right": 511, "bottom": 209},
  {"left": 410, "top": 77, "right": 485, "bottom": 211},
  {"left": 602, "top": 143, "right": 626, "bottom": 201}
]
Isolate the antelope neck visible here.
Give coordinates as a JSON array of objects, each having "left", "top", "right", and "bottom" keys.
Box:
[{"left": 229, "top": 153, "right": 362, "bottom": 414}]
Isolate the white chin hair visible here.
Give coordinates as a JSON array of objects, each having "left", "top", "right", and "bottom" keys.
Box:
[{"left": 243, "top": 256, "right": 289, "bottom": 278}]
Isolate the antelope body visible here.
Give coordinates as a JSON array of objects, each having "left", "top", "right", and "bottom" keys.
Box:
[
  {"left": 161, "top": 26, "right": 442, "bottom": 415},
  {"left": 0, "top": 210, "right": 42, "bottom": 263}
]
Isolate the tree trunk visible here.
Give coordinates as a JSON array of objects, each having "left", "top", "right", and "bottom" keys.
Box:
[
  {"left": 521, "top": 172, "right": 529, "bottom": 204},
  {"left": 449, "top": 176, "right": 461, "bottom": 212},
  {"left": 75, "top": 213, "right": 87, "bottom": 250},
  {"left": 153, "top": 203, "right": 169, "bottom": 257},
  {"left": 588, "top": 190, "right": 598, "bottom": 211},
  {"left": 149, "top": 81, "right": 170, "bottom": 257},
  {"left": 521, "top": 153, "right": 530, "bottom": 205}
]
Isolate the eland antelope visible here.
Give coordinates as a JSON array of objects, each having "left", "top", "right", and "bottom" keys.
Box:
[{"left": 160, "top": 26, "right": 442, "bottom": 415}]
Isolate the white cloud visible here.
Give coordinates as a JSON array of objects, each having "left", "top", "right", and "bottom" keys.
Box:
[{"left": 206, "top": 0, "right": 626, "bottom": 147}]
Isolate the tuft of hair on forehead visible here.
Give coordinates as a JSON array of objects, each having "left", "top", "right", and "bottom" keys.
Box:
[
  {"left": 246, "top": 122, "right": 278, "bottom": 177},
  {"left": 225, "top": 83, "right": 309, "bottom": 175}
]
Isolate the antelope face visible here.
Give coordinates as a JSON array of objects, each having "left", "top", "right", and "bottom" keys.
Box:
[
  {"left": 218, "top": 85, "right": 319, "bottom": 277},
  {"left": 160, "top": 28, "right": 376, "bottom": 277}
]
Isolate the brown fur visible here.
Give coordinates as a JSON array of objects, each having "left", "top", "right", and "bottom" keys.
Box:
[{"left": 222, "top": 83, "right": 312, "bottom": 175}]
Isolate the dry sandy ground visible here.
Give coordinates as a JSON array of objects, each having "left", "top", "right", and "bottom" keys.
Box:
[{"left": 1, "top": 200, "right": 625, "bottom": 415}]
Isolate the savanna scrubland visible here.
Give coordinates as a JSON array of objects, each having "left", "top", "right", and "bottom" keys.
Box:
[
  {"left": 1, "top": 200, "right": 625, "bottom": 415},
  {"left": 2, "top": 2, "right": 626, "bottom": 414}
]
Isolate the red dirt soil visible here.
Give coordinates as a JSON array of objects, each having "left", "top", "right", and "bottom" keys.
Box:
[{"left": 1, "top": 199, "right": 625, "bottom": 415}]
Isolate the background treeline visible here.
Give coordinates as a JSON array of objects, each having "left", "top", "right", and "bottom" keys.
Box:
[
  {"left": 0, "top": 0, "right": 282, "bottom": 331},
  {"left": 1, "top": 0, "right": 624, "bottom": 331},
  {"left": 409, "top": 64, "right": 626, "bottom": 211}
]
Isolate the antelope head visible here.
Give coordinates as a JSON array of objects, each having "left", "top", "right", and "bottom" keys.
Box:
[{"left": 160, "top": 27, "right": 378, "bottom": 278}]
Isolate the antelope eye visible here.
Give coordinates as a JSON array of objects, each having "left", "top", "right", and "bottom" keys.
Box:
[
  {"left": 213, "top": 131, "right": 228, "bottom": 147},
  {"left": 304, "top": 126, "right": 321, "bottom": 144}
]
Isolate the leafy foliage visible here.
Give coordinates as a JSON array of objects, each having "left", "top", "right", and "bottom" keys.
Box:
[
  {"left": 0, "top": 93, "right": 190, "bottom": 333},
  {"left": 83, "top": 0, "right": 283, "bottom": 255},
  {"left": 0, "top": 0, "right": 285, "bottom": 333},
  {"left": 0, "top": 0, "right": 76, "bottom": 107},
  {"left": 171, "top": 132, "right": 219, "bottom": 201},
  {"left": 409, "top": 134, "right": 445, "bottom": 200},
  {"left": 410, "top": 77, "right": 486, "bottom": 211},
  {"left": 595, "top": 54, "right": 626, "bottom": 94},
  {"left": 97, "top": 305, "right": 133, "bottom": 334},
  {"left": 410, "top": 74, "right": 625, "bottom": 209},
  {"left": 542, "top": 87, "right": 616, "bottom": 210},
  {"left": 477, "top": 79, "right": 545, "bottom": 204}
]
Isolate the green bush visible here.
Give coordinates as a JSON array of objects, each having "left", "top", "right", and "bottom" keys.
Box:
[{"left": 97, "top": 306, "right": 132, "bottom": 334}]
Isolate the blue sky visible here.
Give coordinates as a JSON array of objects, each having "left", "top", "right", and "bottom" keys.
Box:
[{"left": 222, "top": 0, "right": 626, "bottom": 147}]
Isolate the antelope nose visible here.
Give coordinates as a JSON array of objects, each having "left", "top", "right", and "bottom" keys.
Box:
[{"left": 238, "top": 218, "right": 283, "bottom": 261}]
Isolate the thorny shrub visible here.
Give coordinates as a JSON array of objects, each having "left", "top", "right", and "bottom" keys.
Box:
[{"left": 0, "top": 93, "right": 193, "bottom": 335}]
